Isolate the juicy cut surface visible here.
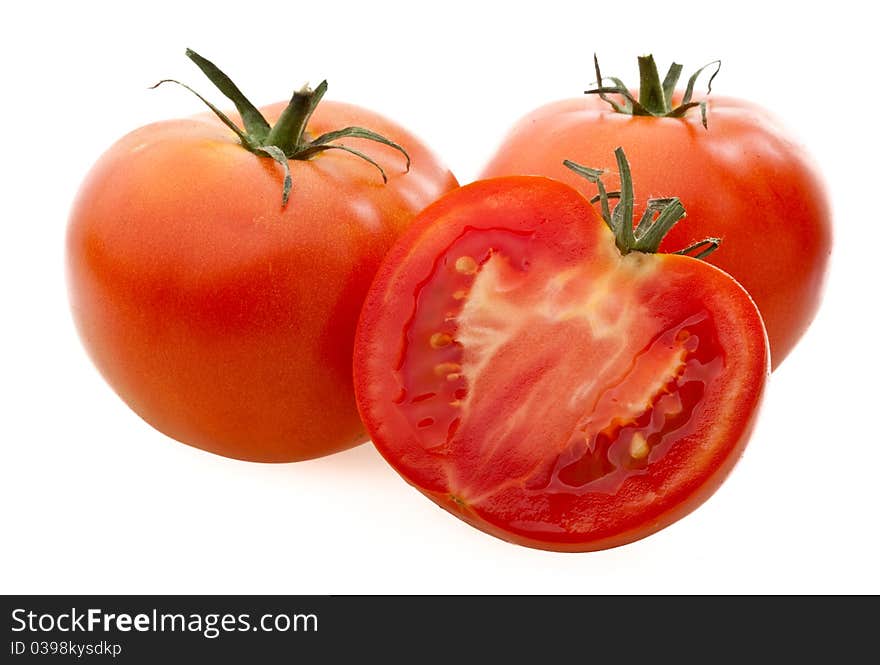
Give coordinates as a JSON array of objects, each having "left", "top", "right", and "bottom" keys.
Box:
[{"left": 391, "top": 227, "right": 724, "bottom": 516}]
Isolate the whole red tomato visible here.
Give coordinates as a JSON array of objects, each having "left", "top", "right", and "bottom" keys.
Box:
[
  {"left": 67, "top": 50, "right": 457, "bottom": 462},
  {"left": 481, "top": 56, "right": 830, "bottom": 369},
  {"left": 354, "top": 148, "right": 768, "bottom": 551}
]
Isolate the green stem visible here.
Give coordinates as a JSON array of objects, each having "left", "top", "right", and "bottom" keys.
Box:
[{"left": 265, "top": 83, "right": 324, "bottom": 155}]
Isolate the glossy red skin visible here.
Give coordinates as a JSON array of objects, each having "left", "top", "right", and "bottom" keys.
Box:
[
  {"left": 354, "top": 177, "right": 768, "bottom": 552},
  {"left": 480, "top": 95, "right": 831, "bottom": 369},
  {"left": 67, "top": 100, "right": 457, "bottom": 462}
]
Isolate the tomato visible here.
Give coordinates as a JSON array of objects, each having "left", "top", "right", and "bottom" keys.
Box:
[
  {"left": 480, "top": 56, "right": 830, "bottom": 369},
  {"left": 66, "top": 50, "right": 457, "bottom": 462},
  {"left": 354, "top": 150, "right": 768, "bottom": 551}
]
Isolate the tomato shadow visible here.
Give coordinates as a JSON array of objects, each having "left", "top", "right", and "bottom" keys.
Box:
[{"left": 279, "top": 440, "right": 396, "bottom": 485}]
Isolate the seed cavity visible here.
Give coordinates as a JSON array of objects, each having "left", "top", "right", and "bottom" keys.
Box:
[
  {"left": 454, "top": 256, "right": 478, "bottom": 274},
  {"left": 430, "top": 332, "right": 453, "bottom": 348},
  {"left": 417, "top": 417, "right": 435, "bottom": 428},
  {"left": 453, "top": 290, "right": 469, "bottom": 300},
  {"left": 446, "top": 373, "right": 461, "bottom": 381}
]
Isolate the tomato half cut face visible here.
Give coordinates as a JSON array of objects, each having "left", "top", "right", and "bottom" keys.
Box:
[{"left": 354, "top": 177, "right": 768, "bottom": 552}]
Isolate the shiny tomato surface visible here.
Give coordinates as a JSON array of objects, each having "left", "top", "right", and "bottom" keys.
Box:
[
  {"left": 354, "top": 177, "right": 768, "bottom": 551},
  {"left": 67, "top": 100, "right": 457, "bottom": 462},
  {"left": 481, "top": 95, "right": 830, "bottom": 369}
]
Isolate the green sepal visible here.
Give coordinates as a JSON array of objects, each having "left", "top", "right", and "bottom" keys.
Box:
[
  {"left": 310, "top": 127, "right": 411, "bottom": 170},
  {"left": 661, "top": 63, "right": 683, "bottom": 104},
  {"left": 253, "top": 145, "right": 292, "bottom": 205},
  {"left": 673, "top": 238, "right": 721, "bottom": 259},
  {"left": 295, "top": 143, "right": 390, "bottom": 183},
  {"left": 149, "top": 79, "right": 254, "bottom": 148},
  {"left": 613, "top": 147, "right": 636, "bottom": 250},
  {"left": 185, "top": 49, "right": 270, "bottom": 142},
  {"left": 562, "top": 160, "right": 614, "bottom": 232},
  {"left": 637, "top": 55, "right": 668, "bottom": 114},
  {"left": 563, "top": 147, "right": 721, "bottom": 259}
]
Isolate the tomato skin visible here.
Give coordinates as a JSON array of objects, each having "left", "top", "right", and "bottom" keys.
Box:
[
  {"left": 480, "top": 95, "right": 830, "bottom": 369},
  {"left": 67, "top": 100, "right": 457, "bottom": 462},
  {"left": 354, "top": 176, "right": 768, "bottom": 551}
]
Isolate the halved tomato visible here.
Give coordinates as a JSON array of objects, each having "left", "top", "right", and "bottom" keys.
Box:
[{"left": 354, "top": 151, "right": 768, "bottom": 551}]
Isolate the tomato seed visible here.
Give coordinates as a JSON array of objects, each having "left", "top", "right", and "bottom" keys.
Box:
[
  {"left": 430, "top": 332, "right": 453, "bottom": 348},
  {"left": 434, "top": 362, "right": 461, "bottom": 376},
  {"left": 630, "top": 433, "right": 650, "bottom": 460},
  {"left": 454, "top": 256, "right": 478, "bottom": 274}
]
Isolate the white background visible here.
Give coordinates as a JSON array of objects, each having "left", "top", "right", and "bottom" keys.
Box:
[{"left": 2, "top": 0, "right": 877, "bottom": 594}]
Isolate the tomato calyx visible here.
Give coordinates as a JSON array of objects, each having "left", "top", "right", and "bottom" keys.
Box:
[
  {"left": 563, "top": 147, "right": 721, "bottom": 259},
  {"left": 151, "top": 49, "right": 411, "bottom": 206},
  {"left": 585, "top": 54, "right": 721, "bottom": 129}
]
